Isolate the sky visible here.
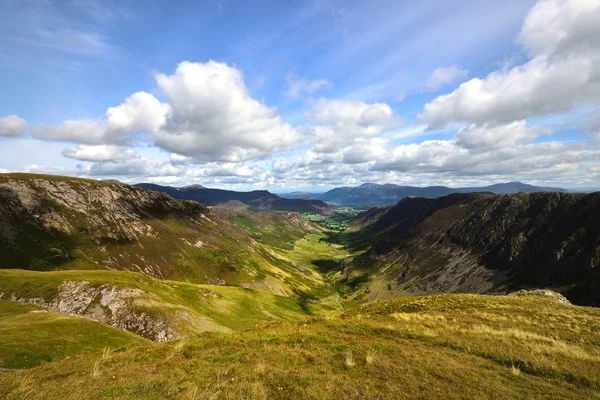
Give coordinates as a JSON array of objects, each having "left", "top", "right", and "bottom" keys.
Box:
[{"left": 0, "top": 0, "right": 599, "bottom": 191}]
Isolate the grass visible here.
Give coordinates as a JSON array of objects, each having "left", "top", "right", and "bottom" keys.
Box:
[
  {"left": 0, "top": 300, "right": 147, "bottom": 369},
  {"left": 0, "top": 269, "right": 331, "bottom": 338},
  {"left": 1, "top": 292, "right": 599, "bottom": 399},
  {"left": 0, "top": 172, "right": 113, "bottom": 186}
]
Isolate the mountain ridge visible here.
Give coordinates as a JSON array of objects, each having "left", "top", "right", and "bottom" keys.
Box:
[
  {"left": 136, "top": 183, "right": 333, "bottom": 214},
  {"left": 347, "top": 191, "right": 600, "bottom": 306},
  {"left": 318, "top": 181, "right": 570, "bottom": 206}
]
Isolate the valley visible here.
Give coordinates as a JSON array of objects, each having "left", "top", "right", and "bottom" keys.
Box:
[{"left": 0, "top": 173, "right": 599, "bottom": 399}]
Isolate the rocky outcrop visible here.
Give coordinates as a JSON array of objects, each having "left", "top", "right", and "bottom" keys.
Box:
[
  {"left": 509, "top": 289, "right": 571, "bottom": 305},
  {"left": 4, "top": 281, "right": 176, "bottom": 342}
]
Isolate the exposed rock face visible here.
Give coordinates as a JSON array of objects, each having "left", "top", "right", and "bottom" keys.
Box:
[
  {"left": 354, "top": 192, "right": 600, "bottom": 306},
  {"left": 1, "top": 177, "right": 204, "bottom": 236},
  {"left": 7, "top": 281, "right": 175, "bottom": 342}
]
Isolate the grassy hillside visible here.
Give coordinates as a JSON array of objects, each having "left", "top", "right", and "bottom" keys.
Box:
[
  {"left": 1, "top": 292, "right": 598, "bottom": 399},
  {"left": 0, "top": 300, "right": 148, "bottom": 369},
  {"left": 0, "top": 269, "right": 340, "bottom": 342}
]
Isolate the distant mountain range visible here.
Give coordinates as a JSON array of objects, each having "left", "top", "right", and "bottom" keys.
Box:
[
  {"left": 136, "top": 183, "right": 333, "bottom": 214},
  {"left": 315, "top": 182, "right": 570, "bottom": 206}
]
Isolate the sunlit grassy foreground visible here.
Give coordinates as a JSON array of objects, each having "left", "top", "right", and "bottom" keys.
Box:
[{"left": 1, "top": 292, "right": 599, "bottom": 399}]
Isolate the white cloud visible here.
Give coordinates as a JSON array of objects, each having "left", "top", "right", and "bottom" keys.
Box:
[
  {"left": 105, "top": 92, "right": 171, "bottom": 136},
  {"left": 0, "top": 115, "right": 27, "bottom": 137},
  {"left": 62, "top": 145, "right": 135, "bottom": 162},
  {"left": 33, "top": 92, "right": 170, "bottom": 144},
  {"left": 372, "top": 126, "right": 600, "bottom": 179},
  {"left": 284, "top": 73, "right": 332, "bottom": 98},
  {"left": 32, "top": 61, "right": 296, "bottom": 163},
  {"left": 152, "top": 61, "right": 298, "bottom": 162},
  {"left": 340, "top": 138, "right": 389, "bottom": 164},
  {"left": 420, "top": 0, "right": 600, "bottom": 127},
  {"left": 455, "top": 121, "right": 548, "bottom": 151},
  {"left": 517, "top": 0, "right": 600, "bottom": 57},
  {"left": 425, "top": 66, "right": 468, "bottom": 90},
  {"left": 305, "top": 98, "right": 400, "bottom": 153},
  {"left": 81, "top": 156, "right": 182, "bottom": 178}
]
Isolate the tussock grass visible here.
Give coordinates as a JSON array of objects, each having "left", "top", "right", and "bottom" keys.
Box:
[
  {"left": 511, "top": 365, "right": 521, "bottom": 376},
  {"left": 91, "top": 360, "right": 102, "bottom": 379},
  {"left": 365, "top": 349, "right": 376, "bottom": 365},
  {"left": 344, "top": 350, "right": 355, "bottom": 368},
  {"left": 101, "top": 347, "right": 112, "bottom": 360}
]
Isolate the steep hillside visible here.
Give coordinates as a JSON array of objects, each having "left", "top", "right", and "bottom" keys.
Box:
[
  {"left": 319, "top": 182, "right": 568, "bottom": 206},
  {"left": 348, "top": 192, "right": 600, "bottom": 305},
  {"left": 2, "top": 292, "right": 599, "bottom": 399},
  {"left": 0, "top": 173, "right": 329, "bottom": 297},
  {"left": 137, "top": 183, "right": 333, "bottom": 214}
]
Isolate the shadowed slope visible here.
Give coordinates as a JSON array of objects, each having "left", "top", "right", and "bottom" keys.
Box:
[{"left": 349, "top": 192, "right": 600, "bottom": 305}]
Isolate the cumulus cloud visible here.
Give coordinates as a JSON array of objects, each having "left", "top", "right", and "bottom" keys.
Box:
[
  {"left": 62, "top": 145, "right": 135, "bottom": 162},
  {"left": 34, "top": 92, "right": 170, "bottom": 144},
  {"left": 455, "top": 121, "right": 548, "bottom": 151},
  {"left": 284, "top": 73, "right": 332, "bottom": 98},
  {"left": 373, "top": 138, "right": 599, "bottom": 180},
  {"left": 305, "top": 98, "right": 400, "bottom": 153},
  {"left": 517, "top": 0, "right": 600, "bottom": 57},
  {"left": 152, "top": 61, "right": 298, "bottom": 162},
  {"left": 419, "top": 0, "right": 600, "bottom": 127},
  {"left": 32, "top": 61, "right": 297, "bottom": 163},
  {"left": 425, "top": 66, "right": 468, "bottom": 90},
  {"left": 81, "top": 156, "right": 182, "bottom": 178},
  {"left": 0, "top": 115, "right": 27, "bottom": 137}
]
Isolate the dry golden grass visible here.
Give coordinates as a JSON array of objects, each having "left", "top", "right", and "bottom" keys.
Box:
[
  {"left": 365, "top": 349, "right": 376, "bottom": 365},
  {"left": 344, "top": 350, "right": 355, "bottom": 368}
]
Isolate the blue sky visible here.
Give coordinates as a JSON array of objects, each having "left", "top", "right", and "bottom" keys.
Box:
[{"left": 0, "top": 0, "right": 599, "bottom": 190}]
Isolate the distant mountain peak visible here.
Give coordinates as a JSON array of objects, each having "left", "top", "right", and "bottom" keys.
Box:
[{"left": 180, "top": 184, "right": 206, "bottom": 190}]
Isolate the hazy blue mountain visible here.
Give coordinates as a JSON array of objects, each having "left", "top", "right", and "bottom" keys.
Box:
[{"left": 318, "top": 182, "right": 569, "bottom": 206}]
